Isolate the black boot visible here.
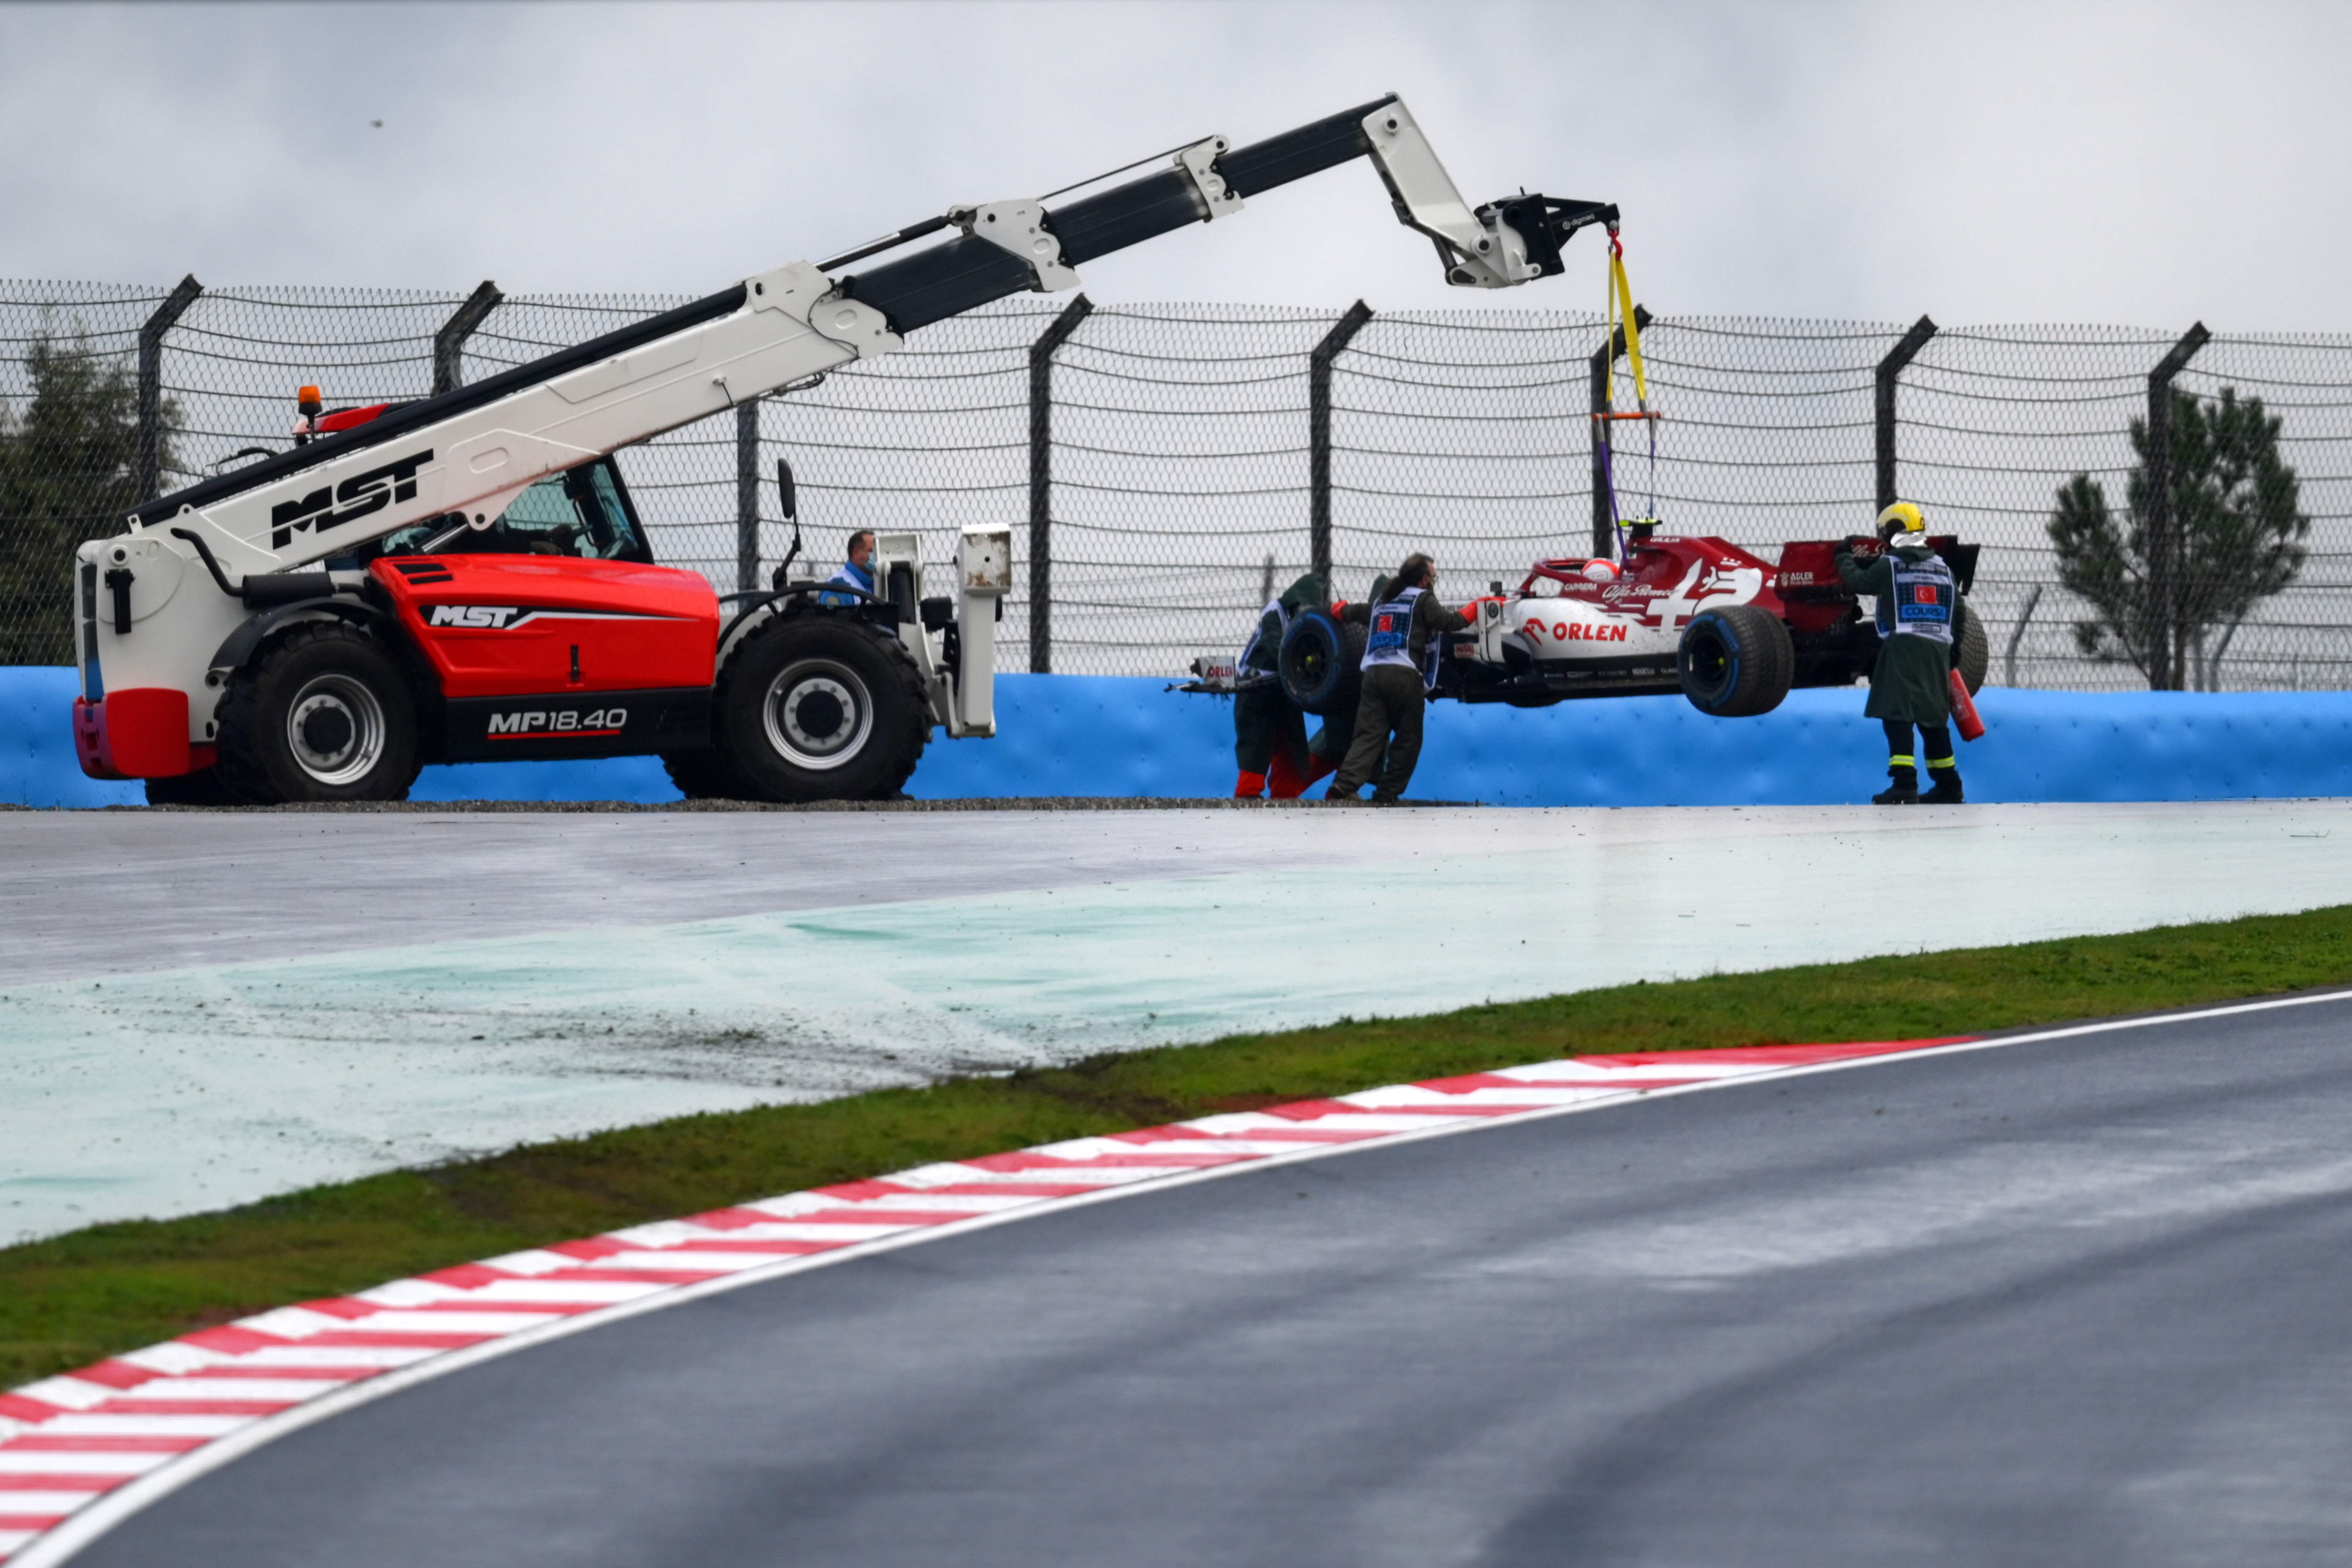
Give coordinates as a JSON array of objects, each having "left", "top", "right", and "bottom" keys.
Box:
[
  {"left": 1921, "top": 770, "right": 1965, "bottom": 804},
  {"left": 1873, "top": 766, "right": 1919, "bottom": 806}
]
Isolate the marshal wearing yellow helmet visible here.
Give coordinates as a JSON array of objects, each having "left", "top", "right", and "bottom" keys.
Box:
[{"left": 1835, "top": 502, "right": 1976, "bottom": 804}]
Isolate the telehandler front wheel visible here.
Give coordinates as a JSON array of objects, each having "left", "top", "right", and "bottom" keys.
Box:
[
  {"left": 713, "top": 614, "right": 930, "bottom": 802},
  {"left": 215, "top": 621, "right": 422, "bottom": 803}
]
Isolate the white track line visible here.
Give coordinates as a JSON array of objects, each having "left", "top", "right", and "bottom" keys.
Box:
[{"left": 9, "top": 985, "right": 2349, "bottom": 1568}]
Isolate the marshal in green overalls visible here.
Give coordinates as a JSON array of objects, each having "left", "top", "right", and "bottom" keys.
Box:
[{"left": 1835, "top": 501, "right": 1974, "bottom": 806}]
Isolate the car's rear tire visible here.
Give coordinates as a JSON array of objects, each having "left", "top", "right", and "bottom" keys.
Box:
[
  {"left": 1679, "top": 604, "right": 1795, "bottom": 718},
  {"left": 714, "top": 612, "right": 930, "bottom": 802},
  {"left": 1955, "top": 610, "right": 1989, "bottom": 695},
  {"left": 1279, "top": 610, "right": 1367, "bottom": 718},
  {"left": 215, "top": 621, "right": 422, "bottom": 803}
]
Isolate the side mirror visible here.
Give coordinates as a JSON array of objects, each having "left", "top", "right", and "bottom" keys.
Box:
[{"left": 773, "top": 457, "right": 804, "bottom": 588}]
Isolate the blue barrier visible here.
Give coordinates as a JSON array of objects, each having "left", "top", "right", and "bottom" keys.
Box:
[
  {"left": 8, "top": 665, "right": 2350, "bottom": 806},
  {"left": 915, "top": 678, "right": 2352, "bottom": 804},
  {"left": 5, "top": 668, "right": 136, "bottom": 808}
]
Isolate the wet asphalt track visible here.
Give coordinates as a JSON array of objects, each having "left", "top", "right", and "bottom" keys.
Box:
[{"left": 74, "top": 995, "right": 2352, "bottom": 1567}]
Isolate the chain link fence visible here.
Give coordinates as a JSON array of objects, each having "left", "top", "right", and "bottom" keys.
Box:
[{"left": 6, "top": 277, "right": 2349, "bottom": 687}]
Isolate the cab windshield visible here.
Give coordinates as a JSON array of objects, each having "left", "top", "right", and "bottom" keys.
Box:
[{"left": 343, "top": 460, "right": 654, "bottom": 566}]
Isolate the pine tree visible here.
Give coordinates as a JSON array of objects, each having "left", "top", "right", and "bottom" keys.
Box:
[
  {"left": 0, "top": 329, "right": 175, "bottom": 665},
  {"left": 2047, "top": 386, "right": 2308, "bottom": 690}
]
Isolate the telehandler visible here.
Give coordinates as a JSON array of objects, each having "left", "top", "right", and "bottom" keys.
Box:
[{"left": 72, "top": 98, "right": 1614, "bottom": 803}]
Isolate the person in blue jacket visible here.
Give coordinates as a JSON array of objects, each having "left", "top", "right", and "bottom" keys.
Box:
[
  {"left": 1328, "top": 553, "right": 1470, "bottom": 802},
  {"left": 820, "top": 530, "right": 875, "bottom": 607}
]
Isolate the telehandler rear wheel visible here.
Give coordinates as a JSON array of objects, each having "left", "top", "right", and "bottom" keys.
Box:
[
  {"left": 713, "top": 613, "right": 930, "bottom": 802},
  {"left": 215, "top": 621, "right": 422, "bottom": 803}
]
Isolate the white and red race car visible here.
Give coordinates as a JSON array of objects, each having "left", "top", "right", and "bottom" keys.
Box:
[{"left": 1255, "top": 528, "right": 1987, "bottom": 720}]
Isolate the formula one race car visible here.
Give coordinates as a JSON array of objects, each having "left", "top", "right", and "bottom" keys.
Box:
[{"left": 1264, "top": 528, "right": 1988, "bottom": 721}]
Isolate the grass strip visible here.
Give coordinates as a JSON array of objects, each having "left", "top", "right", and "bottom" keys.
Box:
[{"left": 8, "top": 904, "right": 2352, "bottom": 1389}]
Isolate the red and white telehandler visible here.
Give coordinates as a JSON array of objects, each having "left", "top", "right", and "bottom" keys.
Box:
[{"left": 70, "top": 98, "right": 1617, "bottom": 804}]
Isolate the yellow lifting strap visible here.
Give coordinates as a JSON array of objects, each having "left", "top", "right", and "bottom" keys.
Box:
[{"left": 1605, "top": 232, "right": 1650, "bottom": 412}]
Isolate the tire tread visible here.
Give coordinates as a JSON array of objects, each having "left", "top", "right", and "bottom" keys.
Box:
[{"left": 661, "top": 749, "right": 739, "bottom": 800}]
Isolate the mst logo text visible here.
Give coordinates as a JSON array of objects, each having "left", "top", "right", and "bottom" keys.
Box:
[
  {"left": 428, "top": 604, "right": 528, "bottom": 630},
  {"left": 270, "top": 449, "right": 433, "bottom": 548}
]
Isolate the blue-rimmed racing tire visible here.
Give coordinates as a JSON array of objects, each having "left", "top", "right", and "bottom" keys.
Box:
[{"left": 1678, "top": 604, "right": 1794, "bottom": 718}]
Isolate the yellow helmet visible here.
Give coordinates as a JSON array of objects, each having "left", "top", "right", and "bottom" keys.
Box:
[{"left": 1876, "top": 501, "right": 1926, "bottom": 536}]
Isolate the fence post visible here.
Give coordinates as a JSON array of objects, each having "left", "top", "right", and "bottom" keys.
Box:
[
  {"left": 137, "top": 275, "right": 201, "bottom": 501},
  {"left": 2145, "top": 321, "right": 2211, "bottom": 691},
  {"left": 736, "top": 400, "right": 761, "bottom": 593},
  {"left": 1875, "top": 314, "right": 1937, "bottom": 512},
  {"left": 432, "top": 280, "right": 503, "bottom": 395},
  {"left": 1309, "top": 300, "right": 1374, "bottom": 583},
  {"left": 1027, "top": 293, "right": 1092, "bottom": 674},
  {"left": 1587, "top": 304, "right": 1652, "bottom": 555}
]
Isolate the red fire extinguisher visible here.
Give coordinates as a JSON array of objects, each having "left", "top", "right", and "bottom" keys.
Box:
[{"left": 1949, "top": 670, "right": 1987, "bottom": 742}]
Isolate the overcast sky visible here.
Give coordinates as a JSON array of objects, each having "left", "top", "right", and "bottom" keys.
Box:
[{"left": 3, "top": 1, "right": 2347, "bottom": 329}]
